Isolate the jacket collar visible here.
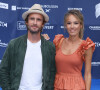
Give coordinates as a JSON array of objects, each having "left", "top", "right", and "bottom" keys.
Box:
[{"left": 23, "top": 33, "right": 45, "bottom": 46}]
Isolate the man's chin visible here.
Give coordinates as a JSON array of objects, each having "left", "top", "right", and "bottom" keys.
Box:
[{"left": 29, "top": 30, "right": 40, "bottom": 34}]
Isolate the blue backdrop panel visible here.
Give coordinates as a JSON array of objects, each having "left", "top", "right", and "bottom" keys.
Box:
[{"left": 0, "top": 0, "right": 100, "bottom": 80}]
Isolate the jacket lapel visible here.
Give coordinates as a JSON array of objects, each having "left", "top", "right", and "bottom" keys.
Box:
[
  {"left": 41, "top": 36, "right": 45, "bottom": 77},
  {"left": 41, "top": 36, "right": 50, "bottom": 78},
  {"left": 18, "top": 34, "right": 27, "bottom": 75}
]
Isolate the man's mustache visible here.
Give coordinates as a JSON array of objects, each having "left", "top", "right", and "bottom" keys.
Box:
[{"left": 31, "top": 25, "right": 38, "bottom": 27}]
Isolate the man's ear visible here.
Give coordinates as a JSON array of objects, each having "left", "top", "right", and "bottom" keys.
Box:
[{"left": 42, "top": 21, "right": 46, "bottom": 27}]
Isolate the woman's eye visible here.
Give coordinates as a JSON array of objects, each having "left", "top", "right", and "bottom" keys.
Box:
[
  {"left": 74, "top": 22, "right": 80, "bottom": 24},
  {"left": 74, "top": 22, "right": 79, "bottom": 24},
  {"left": 66, "top": 22, "right": 71, "bottom": 24}
]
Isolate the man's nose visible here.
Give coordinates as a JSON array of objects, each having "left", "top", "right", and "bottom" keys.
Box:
[{"left": 33, "top": 19, "right": 37, "bottom": 24}]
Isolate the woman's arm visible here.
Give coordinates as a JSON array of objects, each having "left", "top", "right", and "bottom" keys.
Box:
[{"left": 84, "top": 47, "right": 93, "bottom": 90}]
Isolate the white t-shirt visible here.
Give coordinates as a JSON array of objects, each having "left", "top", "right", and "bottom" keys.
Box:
[{"left": 18, "top": 39, "right": 42, "bottom": 90}]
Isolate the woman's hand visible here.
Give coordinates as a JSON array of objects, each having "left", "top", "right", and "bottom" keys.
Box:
[{"left": 42, "top": 34, "right": 50, "bottom": 40}]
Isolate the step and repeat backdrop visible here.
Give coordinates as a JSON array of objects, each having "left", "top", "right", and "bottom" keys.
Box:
[{"left": 0, "top": 0, "right": 100, "bottom": 78}]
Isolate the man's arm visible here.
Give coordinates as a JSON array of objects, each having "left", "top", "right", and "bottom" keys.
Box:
[{"left": 0, "top": 42, "right": 12, "bottom": 90}]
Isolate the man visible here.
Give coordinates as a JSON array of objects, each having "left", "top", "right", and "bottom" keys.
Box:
[{"left": 0, "top": 4, "right": 56, "bottom": 90}]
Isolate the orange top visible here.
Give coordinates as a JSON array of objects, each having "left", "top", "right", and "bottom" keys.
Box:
[{"left": 53, "top": 34, "right": 95, "bottom": 90}]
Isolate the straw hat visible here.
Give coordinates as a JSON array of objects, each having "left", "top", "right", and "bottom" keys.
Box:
[{"left": 22, "top": 4, "right": 49, "bottom": 22}]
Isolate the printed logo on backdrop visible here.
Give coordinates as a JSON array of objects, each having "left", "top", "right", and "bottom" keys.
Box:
[
  {"left": 11, "top": 5, "right": 29, "bottom": 11},
  {"left": 92, "top": 42, "right": 100, "bottom": 66},
  {"left": 95, "top": 42, "right": 100, "bottom": 47},
  {"left": 0, "top": 60, "right": 1, "bottom": 64},
  {"left": 0, "top": 2, "right": 8, "bottom": 9},
  {"left": 89, "top": 26, "right": 100, "bottom": 30},
  {"left": 0, "top": 21, "right": 7, "bottom": 27},
  {"left": 68, "top": 8, "right": 82, "bottom": 11},
  {"left": 92, "top": 62, "right": 100, "bottom": 66},
  {"left": 41, "top": 5, "right": 58, "bottom": 13},
  {"left": 88, "top": 3, "right": 100, "bottom": 31},
  {"left": 95, "top": 3, "right": 100, "bottom": 18},
  {"left": 60, "top": 25, "right": 64, "bottom": 29},
  {"left": 0, "top": 40, "right": 8, "bottom": 47},
  {"left": 17, "top": 22, "right": 54, "bottom": 30},
  {"left": 43, "top": 23, "right": 54, "bottom": 30},
  {"left": 11, "top": 5, "right": 58, "bottom": 13},
  {"left": 17, "top": 21, "right": 26, "bottom": 30},
  {"left": 11, "top": 5, "right": 16, "bottom": 11}
]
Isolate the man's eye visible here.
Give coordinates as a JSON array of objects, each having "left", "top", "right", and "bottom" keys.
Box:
[
  {"left": 37, "top": 18, "right": 42, "bottom": 21},
  {"left": 30, "top": 18, "right": 34, "bottom": 20}
]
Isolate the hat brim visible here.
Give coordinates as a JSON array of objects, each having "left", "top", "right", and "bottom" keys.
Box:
[{"left": 22, "top": 10, "right": 49, "bottom": 22}]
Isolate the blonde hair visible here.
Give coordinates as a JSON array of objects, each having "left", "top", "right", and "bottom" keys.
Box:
[{"left": 64, "top": 10, "right": 84, "bottom": 39}]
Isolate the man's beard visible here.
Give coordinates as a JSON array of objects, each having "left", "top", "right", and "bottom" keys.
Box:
[
  {"left": 29, "top": 29, "right": 40, "bottom": 34},
  {"left": 27, "top": 25, "right": 42, "bottom": 34}
]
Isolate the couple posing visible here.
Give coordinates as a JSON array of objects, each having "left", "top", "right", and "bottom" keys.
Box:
[{"left": 0, "top": 4, "right": 95, "bottom": 90}]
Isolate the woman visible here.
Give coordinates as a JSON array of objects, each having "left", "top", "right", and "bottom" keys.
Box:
[{"left": 43, "top": 10, "right": 95, "bottom": 90}]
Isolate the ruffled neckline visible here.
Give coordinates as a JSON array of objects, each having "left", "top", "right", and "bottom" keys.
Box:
[{"left": 60, "top": 39, "right": 85, "bottom": 56}]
